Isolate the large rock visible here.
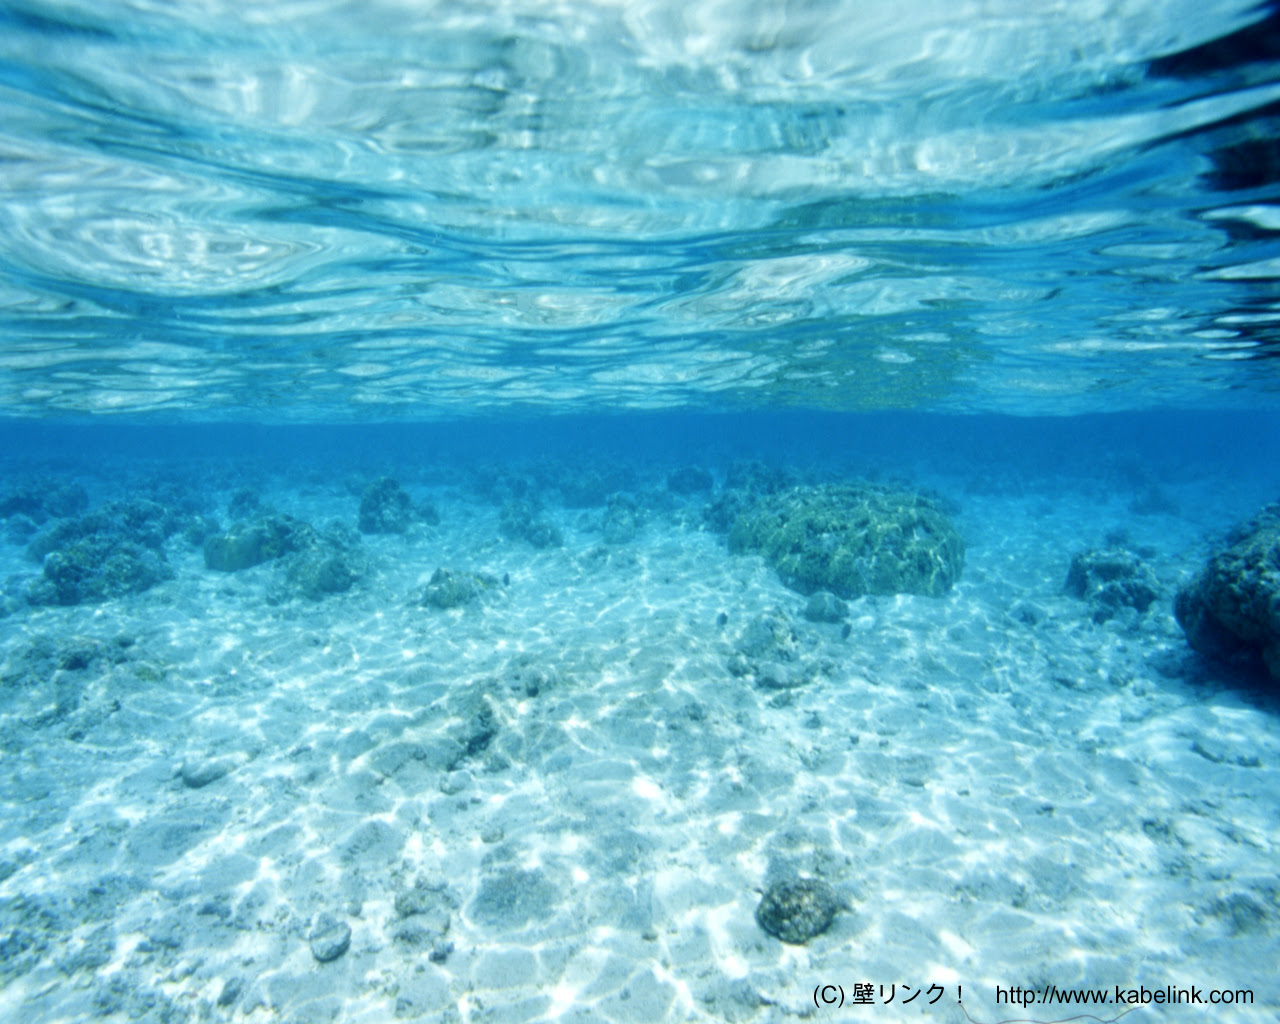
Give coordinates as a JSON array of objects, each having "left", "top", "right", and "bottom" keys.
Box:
[
  {"left": 726, "top": 483, "right": 963, "bottom": 599},
  {"left": 0, "top": 478, "right": 88, "bottom": 523},
  {"left": 25, "top": 499, "right": 182, "bottom": 606},
  {"left": 275, "top": 522, "right": 366, "bottom": 600},
  {"left": 500, "top": 500, "right": 562, "bottom": 548},
  {"left": 27, "top": 498, "right": 177, "bottom": 561},
  {"left": 1064, "top": 548, "right": 1159, "bottom": 623},
  {"left": 203, "top": 515, "right": 317, "bottom": 571},
  {"left": 554, "top": 463, "right": 635, "bottom": 508},
  {"left": 358, "top": 477, "right": 434, "bottom": 534},
  {"left": 705, "top": 461, "right": 795, "bottom": 533},
  {"left": 282, "top": 545, "right": 364, "bottom": 600},
  {"left": 206, "top": 516, "right": 365, "bottom": 602},
  {"left": 602, "top": 493, "right": 639, "bottom": 544},
  {"left": 31, "top": 537, "right": 173, "bottom": 606},
  {"left": 1175, "top": 504, "right": 1280, "bottom": 679}
]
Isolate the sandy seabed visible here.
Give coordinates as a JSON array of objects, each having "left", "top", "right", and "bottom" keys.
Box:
[{"left": 0, "top": 458, "right": 1276, "bottom": 1024}]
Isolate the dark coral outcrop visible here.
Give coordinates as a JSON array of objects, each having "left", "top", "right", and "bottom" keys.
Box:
[
  {"left": 205, "top": 515, "right": 365, "bottom": 601},
  {"left": 203, "top": 515, "right": 318, "bottom": 572},
  {"left": 726, "top": 483, "right": 963, "bottom": 599},
  {"left": 34, "top": 538, "right": 173, "bottom": 605},
  {"left": 601, "top": 493, "right": 639, "bottom": 544},
  {"left": 500, "top": 500, "right": 562, "bottom": 548},
  {"left": 0, "top": 477, "right": 88, "bottom": 524},
  {"left": 1175, "top": 503, "right": 1280, "bottom": 679},
  {"left": 1064, "top": 548, "right": 1160, "bottom": 623},
  {"left": 279, "top": 524, "right": 366, "bottom": 600},
  {"left": 358, "top": 477, "right": 438, "bottom": 534},
  {"left": 26, "top": 499, "right": 181, "bottom": 605}
]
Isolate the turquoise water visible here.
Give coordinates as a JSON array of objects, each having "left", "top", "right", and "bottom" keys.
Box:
[
  {"left": 2, "top": 0, "right": 1280, "bottom": 418},
  {"left": 4, "top": 5, "right": 1280, "bottom": 1024}
]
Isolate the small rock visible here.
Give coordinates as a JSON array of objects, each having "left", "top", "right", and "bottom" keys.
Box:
[
  {"left": 738, "top": 610, "right": 799, "bottom": 662},
  {"left": 420, "top": 567, "right": 497, "bottom": 610},
  {"left": 803, "top": 591, "right": 848, "bottom": 623},
  {"left": 1008, "top": 600, "right": 1045, "bottom": 626},
  {"left": 203, "top": 514, "right": 316, "bottom": 572},
  {"left": 179, "top": 757, "right": 234, "bottom": 789},
  {"left": 391, "top": 877, "right": 451, "bottom": 954},
  {"left": 602, "top": 493, "right": 639, "bottom": 544},
  {"left": 1064, "top": 548, "right": 1159, "bottom": 623},
  {"left": 755, "top": 877, "right": 841, "bottom": 944},
  {"left": 308, "top": 912, "right": 351, "bottom": 963},
  {"left": 499, "top": 500, "right": 562, "bottom": 548},
  {"left": 358, "top": 477, "right": 416, "bottom": 534},
  {"left": 216, "top": 976, "right": 245, "bottom": 1008},
  {"left": 754, "top": 661, "right": 795, "bottom": 690},
  {"left": 504, "top": 658, "right": 558, "bottom": 697}
]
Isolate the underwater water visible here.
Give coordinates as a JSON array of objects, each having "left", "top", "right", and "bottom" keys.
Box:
[{"left": 3, "top": 1, "right": 1280, "bottom": 1023}]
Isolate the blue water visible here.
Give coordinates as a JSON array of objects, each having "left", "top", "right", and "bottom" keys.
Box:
[
  {"left": 4, "top": 4, "right": 1280, "bottom": 1024},
  {"left": 2, "top": 0, "right": 1280, "bottom": 419}
]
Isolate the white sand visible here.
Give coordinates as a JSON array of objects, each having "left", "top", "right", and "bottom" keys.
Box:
[{"left": 0, "top": 464, "right": 1276, "bottom": 1024}]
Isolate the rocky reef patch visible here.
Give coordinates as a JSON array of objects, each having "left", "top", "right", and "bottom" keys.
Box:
[
  {"left": 1175, "top": 502, "right": 1280, "bottom": 679},
  {"left": 724, "top": 483, "right": 964, "bottom": 599},
  {"left": 1064, "top": 547, "right": 1160, "bottom": 624}
]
